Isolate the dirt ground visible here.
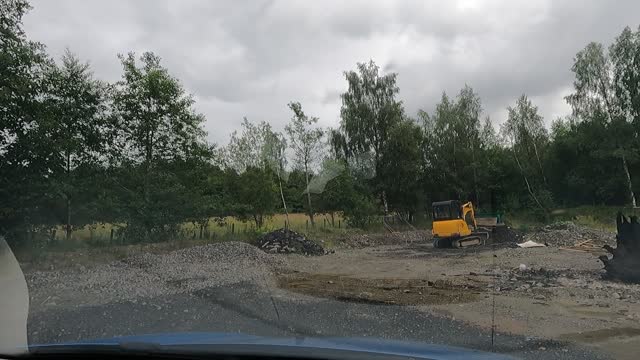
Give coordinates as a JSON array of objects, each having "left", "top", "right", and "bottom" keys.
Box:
[
  {"left": 19, "top": 224, "right": 640, "bottom": 359},
  {"left": 279, "top": 237, "right": 640, "bottom": 360}
]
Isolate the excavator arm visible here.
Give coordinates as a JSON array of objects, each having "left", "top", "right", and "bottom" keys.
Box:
[{"left": 461, "top": 201, "right": 477, "bottom": 229}]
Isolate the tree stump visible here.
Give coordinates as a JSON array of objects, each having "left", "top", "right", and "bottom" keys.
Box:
[{"left": 599, "top": 212, "right": 640, "bottom": 283}]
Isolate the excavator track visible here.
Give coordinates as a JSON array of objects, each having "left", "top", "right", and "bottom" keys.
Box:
[{"left": 433, "top": 232, "right": 489, "bottom": 248}]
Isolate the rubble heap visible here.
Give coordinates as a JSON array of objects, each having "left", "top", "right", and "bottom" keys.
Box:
[
  {"left": 490, "top": 226, "right": 523, "bottom": 244},
  {"left": 493, "top": 267, "right": 567, "bottom": 293},
  {"left": 523, "top": 221, "right": 614, "bottom": 247},
  {"left": 257, "top": 228, "right": 325, "bottom": 256}
]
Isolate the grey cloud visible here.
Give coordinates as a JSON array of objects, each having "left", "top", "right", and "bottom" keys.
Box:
[
  {"left": 395, "top": 1, "right": 640, "bottom": 124},
  {"left": 321, "top": 89, "right": 341, "bottom": 105},
  {"left": 23, "top": 0, "right": 640, "bottom": 145}
]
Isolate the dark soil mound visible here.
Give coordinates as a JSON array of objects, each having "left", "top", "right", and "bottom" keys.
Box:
[
  {"left": 257, "top": 228, "right": 325, "bottom": 256},
  {"left": 490, "top": 226, "right": 524, "bottom": 245}
]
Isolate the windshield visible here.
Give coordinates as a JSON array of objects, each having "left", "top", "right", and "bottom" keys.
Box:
[
  {"left": 2, "top": 1, "right": 640, "bottom": 360},
  {"left": 433, "top": 204, "right": 456, "bottom": 221}
]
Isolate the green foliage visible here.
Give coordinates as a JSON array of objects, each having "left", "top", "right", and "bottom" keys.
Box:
[
  {"left": 421, "top": 86, "right": 496, "bottom": 209},
  {"left": 565, "top": 27, "right": 640, "bottom": 206},
  {"left": 231, "top": 167, "right": 278, "bottom": 228},
  {"left": 334, "top": 60, "right": 404, "bottom": 206},
  {"left": 41, "top": 50, "right": 110, "bottom": 240},
  {"left": 1, "top": 0, "right": 54, "bottom": 246},
  {"left": 379, "top": 120, "right": 424, "bottom": 215},
  {"left": 501, "top": 95, "right": 551, "bottom": 212},
  {"left": 109, "top": 51, "right": 209, "bottom": 241},
  {"left": 342, "top": 194, "right": 377, "bottom": 228},
  {"left": 286, "top": 101, "right": 324, "bottom": 225},
  {"left": 6, "top": 0, "right": 640, "bottom": 248}
]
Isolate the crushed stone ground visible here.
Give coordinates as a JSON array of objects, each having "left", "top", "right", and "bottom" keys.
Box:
[
  {"left": 523, "top": 221, "right": 615, "bottom": 247},
  {"left": 27, "top": 241, "right": 286, "bottom": 310}
]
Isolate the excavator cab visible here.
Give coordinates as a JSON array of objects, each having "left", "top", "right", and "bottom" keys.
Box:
[
  {"left": 432, "top": 200, "right": 462, "bottom": 222},
  {"left": 431, "top": 200, "right": 484, "bottom": 248}
]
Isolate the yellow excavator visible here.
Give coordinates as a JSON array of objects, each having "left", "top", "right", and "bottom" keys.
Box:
[{"left": 431, "top": 200, "right": 490, "bottom": 248}]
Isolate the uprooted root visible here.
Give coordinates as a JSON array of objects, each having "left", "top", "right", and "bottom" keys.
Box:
[{"left": 599, "top": 213, "right": 640, "bottom": 284}]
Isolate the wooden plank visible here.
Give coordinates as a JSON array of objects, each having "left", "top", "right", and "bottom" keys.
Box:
[{"left": 574, "top": 239, "right": 593, "bottom": 247}]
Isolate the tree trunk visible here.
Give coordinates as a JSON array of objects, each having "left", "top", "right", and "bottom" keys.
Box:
[
  {"left": 471, "top": 141, "right": 479, "bottom": 208},
  {"left": 253, "top": 214, "right": 263, "bottom": 228},
  {"left": 382, "top": 191, "right": 389, "bottom": 214},
  {"left": 513, "top": 148, "right": 547, "bottom": 213},
  {"left": 65, "top": 150, "right": 72, "bottom": 242},
  {"left": 621, "top": 153, "right": 637, "bottom": 208},
  {"left": 65, "top": 198, "right": 71, "bottom": 242},
  {"left": 305, "top": 166, "right": 315, "bottom": 227},
  {"left": 329, "top": 212, "right": 335, "bottom": 227},
  {"left": 277, "top": 171, "right": 290, "bottom": 228},
  {"left": 373, "top": 150, "right": 389, "bottom": 214},
  {"left": 531, "top": 139, "right": 548, "bottom": 187}
]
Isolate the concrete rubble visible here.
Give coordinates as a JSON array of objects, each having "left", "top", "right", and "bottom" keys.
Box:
[{"left": 257, "top": 228, "right": 326, "bottom": 255}]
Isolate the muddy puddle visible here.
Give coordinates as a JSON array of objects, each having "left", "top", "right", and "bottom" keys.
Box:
[{"left": 278, "top": 272, "right": 482, "bottom": 305}]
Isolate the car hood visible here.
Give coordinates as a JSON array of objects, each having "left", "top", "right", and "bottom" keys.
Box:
[{"left": 31, "top": 332, "right": 516, "bottom": 360}]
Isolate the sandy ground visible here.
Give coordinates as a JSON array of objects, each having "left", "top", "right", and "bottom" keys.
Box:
[{"left": 280, "top": 241, "right": 640, "bottom": 360}]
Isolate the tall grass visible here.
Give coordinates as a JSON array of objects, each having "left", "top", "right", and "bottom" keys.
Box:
[
  {"left": 45, "top": 211, "right": 432, "bottom": 251},
  {"left": 60, "top": 213, "right": 348, "bottom": 243}
]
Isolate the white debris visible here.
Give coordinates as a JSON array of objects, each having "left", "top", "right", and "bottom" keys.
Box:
[
  {"left": 519, "top": 264, "right": 528, "bottom": 271},
  {"left": 517, "top": 240, "right": 546, "bottom": 248}
]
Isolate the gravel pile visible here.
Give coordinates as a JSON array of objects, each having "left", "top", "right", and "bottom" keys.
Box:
[
  {"left": 257, "top": 229, "right": 325, "bottom": 255},
  {"left": 338, "top": 230, "right": 430, "bottom": 248},
  {"left": 26, "top": 241, "right": 286, "bottom": 309},
  {"left": 523, "top": 221, "right": 615, "bottom": 247}
]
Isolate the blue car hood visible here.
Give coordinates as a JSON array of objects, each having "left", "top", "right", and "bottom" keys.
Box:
[{"left": 32, "top": 332, "right": 516, "bottom": 360}]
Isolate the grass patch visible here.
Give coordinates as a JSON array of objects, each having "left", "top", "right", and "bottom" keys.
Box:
[
  {"left": 506, "top": 206, "right": 640, "bottom": 231},
  {"left": 54, "top": 213, "right": 349, "bottom": 243}
]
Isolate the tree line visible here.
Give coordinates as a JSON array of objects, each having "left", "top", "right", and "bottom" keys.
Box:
[{"left": 2, "top": 0, "right": 640, "bottom": 247}]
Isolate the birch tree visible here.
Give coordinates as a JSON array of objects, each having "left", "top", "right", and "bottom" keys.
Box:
[
  {"left": 285, "top": 102, "right": 324, "bottom": 226},
  {"left": 502, "top": 95, "right": 550, "bottom": 212},
  {"left": 224, "top": 118, "right": 290, "bottom": 227},
  {"left": 566, "top": 28, "right": 640, "bottom": 207},
  {"left": 337, "top": 60, "right": 404, "bottom": 212}
]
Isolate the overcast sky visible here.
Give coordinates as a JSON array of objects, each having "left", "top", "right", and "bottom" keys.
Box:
[{"left": 23, "top": 0, "right": 640, "bottom": 145}]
